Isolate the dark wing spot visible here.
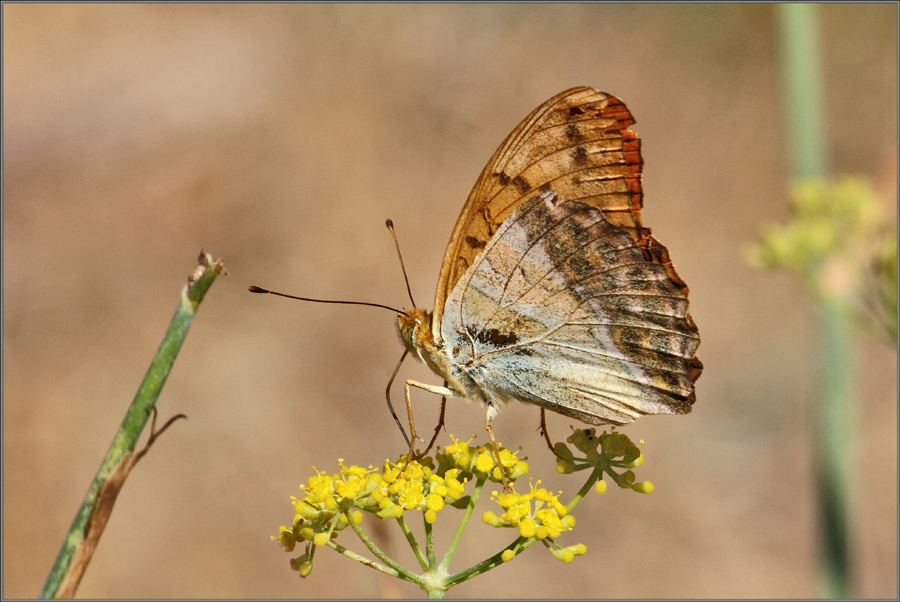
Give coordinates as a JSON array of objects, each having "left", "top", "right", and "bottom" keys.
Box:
[
  {"left": 512, "top": 175, "right": 531, "bottom": 194},
  {"left": 568, "top": 106, "right": 586, "bottom": 117},
  {"left": 464, "top": 235, "right": 486, "bottom": 250},
  {"left": 564, "top": 123, "right": 583, "bottom": 141},
  {"left": 475, "top": 328, "right": 519, "bottom": 348},
  {"left": 571, "top": 145, "right": 589, "bottom": 166},
  {"left": 496, "top": 172, "right": 511, "bottom": 186}
]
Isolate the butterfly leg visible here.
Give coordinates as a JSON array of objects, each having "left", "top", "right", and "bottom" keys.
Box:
[
  {"left": 539, "top": 408, "right": 554, "bottom": 452},
  {"left": 400, "top": 381, "right": 456, "bottom": 474},
  {"left": 538, "top": 408, "right": 566, "bottom": 460},
  {"left": 420, "top": 396, "right": 447, "bottom": 458},
  {"left": 483, "top": 404, "right": 512, "bottom": 492},
  {"left": 385, "top": 349, "right": 411, "bottom": 446}
]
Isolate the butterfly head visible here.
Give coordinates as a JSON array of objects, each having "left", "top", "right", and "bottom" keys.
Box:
[{"left": 397, "top": 307, "right": 433, "bottom": 359}]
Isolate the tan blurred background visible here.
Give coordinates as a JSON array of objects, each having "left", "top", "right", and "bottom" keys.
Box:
[{"left": 3, "top": 4, "right": 896, "bottom": 598}]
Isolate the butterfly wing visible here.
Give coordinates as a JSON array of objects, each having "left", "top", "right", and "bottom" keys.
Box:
[
  {"left": 440, "top": 191, "right": 700, "bottom": 425},
  {"left": 433, "top": 86, "right": 702, "bottom": 423},
  {"left": 433, "top": 87, "right": 650, "bottom": 330}
]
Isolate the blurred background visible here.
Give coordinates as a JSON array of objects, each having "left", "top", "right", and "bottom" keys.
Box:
[{"left": 4, "top": 4, "right": 896, "bottom": 598}]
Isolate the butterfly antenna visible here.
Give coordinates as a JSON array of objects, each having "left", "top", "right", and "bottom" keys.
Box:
[
  {"left": 385, "top": 219, "right": 416, "bottom": 307},
  {"left": 248, "top": 286, "right": 406, "bottom": 315}
]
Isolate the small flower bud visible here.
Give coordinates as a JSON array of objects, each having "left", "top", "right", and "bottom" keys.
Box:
[
  {"left": 631, "top": 481, "right": 655, "bottom": 494},
  {"left": 482, "top": 511, "right": 504, "bottom": 527},
  {"left": 297, "top": 561, "right": 313, "bottom": 577},
  {"left": 313, "top": 532, "right": 329, "bottom": 547},
  {"left": 556, "top": 459, "right": 577, "bottom": 474},
  {"left": 553, "top": 441, "right": 574, "bottom": 461}
]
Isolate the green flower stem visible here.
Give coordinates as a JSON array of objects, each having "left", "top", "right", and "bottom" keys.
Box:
[
  {"left": 445, "top": 536, "right": 529, "bottom": 587},
  {"left": 567, "top": 466, "right": 603, "bottom": 513},
  {"left": 347, "top": 515, "right": 419, "bottom": 582},
  {"left": 327, "top": 539, "right": 401, "bottom": 579},
  {"left": 424, "top": 516, "right": 437, "bottom": 569},
  {"left": 40, "top": 251, "right": 224, "bottom": 599},
  {"left": 396, "top": 514, "right": 428, "bottom": 571},
  {"left": 438, "top": 477, "right": 485, "bottom": 573}
]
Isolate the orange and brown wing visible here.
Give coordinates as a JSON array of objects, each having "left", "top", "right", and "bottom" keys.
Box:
[
  {"left": 433, "top": 86, "right": 701, "bottom": 385},
  {"left": 434, "top": 87, "right": 645, "bottom": 325}
]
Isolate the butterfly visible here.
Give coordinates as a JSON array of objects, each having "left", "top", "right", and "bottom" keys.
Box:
[{"left": 395, "top": 87, "right": 702, "bottom": 470}]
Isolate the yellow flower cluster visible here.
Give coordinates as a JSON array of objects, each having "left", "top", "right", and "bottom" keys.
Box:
[
  {"left": 273, "top": 437, "right": 532, "bottom": 577},
  {"left": 746, "top": 175, "right": 897, "bottom": 338},
  {"left": 482, "top": 481, "right": 585, "bottom": 563},
  {"left": 437, "top": 435, "right": 529, "bottom": 485},
  {"left": 374, "top": 456, "right": 467, "bottom": 523},
  {"left": 483, "top": 482, "right": 574, "bottom": 538}
]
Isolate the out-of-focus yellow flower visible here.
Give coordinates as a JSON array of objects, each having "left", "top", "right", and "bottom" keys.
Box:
[{"left": 746, "top": 176, "right": 897, "bottom": 339}]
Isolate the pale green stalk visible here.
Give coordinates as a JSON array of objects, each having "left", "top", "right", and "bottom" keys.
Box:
[
  {"left": 40, "top": 252, "right": 225, "bottom": 599},
  {"left": 777, "top": 5, "right": 853, "bottom": 597}
]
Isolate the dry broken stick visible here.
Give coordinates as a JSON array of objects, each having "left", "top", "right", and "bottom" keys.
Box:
[{"left": 40, "top": 250, "right": 226, "bottom": 599}]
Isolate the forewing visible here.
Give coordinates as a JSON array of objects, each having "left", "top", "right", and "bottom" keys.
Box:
[
  {"left": 440, "top": 192, "right": 701, "bottom": 425},
  {"left": 433, "top": 87, "right": 646, "bottom": 330}
]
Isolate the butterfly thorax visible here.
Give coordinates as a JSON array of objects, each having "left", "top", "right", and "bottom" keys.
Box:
[
  {"left": 397, "top": 308, "right": 490, "bottom": 404},
  {"left": 398, "top": 307, "right": 452, "bottom": 376}
]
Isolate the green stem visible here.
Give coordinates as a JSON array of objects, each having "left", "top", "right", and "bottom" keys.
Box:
[
  {"left": 396, "top": 514, "right": 428, "bottom": 571},
  {"left": 815, "top": 307, "right": 855, "bottom": 598},
  {"left": 778, "top": 5, "right": 854, "bottom": 597},
  {"left": 777, "top": 3, "right": 826, "bottom": 179},
  {"left": 40, "top": 251, "right": 224, "bottom": 599},
  {"left": 567, "top": 466, "right": 603, "bottom": 513},
  {"left": 327, "top": 539, "right": 401, "bottom": 579},
  {"left": 424, "top": 515, "right": 437, "bottom": 569},
  {"left": 445, "top": 535, "right": 531, "bottom": 587},
  {"left": 347, "top": 517, "right": 419, "bottom": 583},
  {"left": 438, "top": 478, "right": 485, "bottom": 572}
]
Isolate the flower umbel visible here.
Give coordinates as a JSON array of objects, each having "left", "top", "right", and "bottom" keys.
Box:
[
  {"left": 746, "top": 175, "right": 897, "bottom": 341},
  {"left": 272, "top": 430, "right": 654, "bottom": 596},
  {"left": 554, "top": 427, "right": 655, "bottom": 494}
]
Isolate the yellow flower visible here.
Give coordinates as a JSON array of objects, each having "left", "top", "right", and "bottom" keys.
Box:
[
  {"left": 426, "top": 493, "right": 445, "bottom": 513},
  {"left": 518, "top": 518, "right": 536, "bottom": 538},
  {"left": 475, "top": 451, "right": 495, "bottom": 473},
  {"left": 335, "top": 476, "right": 366, "bottom": 499},
  {"left": 272, "top": 525, "right": 296, "bottom": 552}
]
